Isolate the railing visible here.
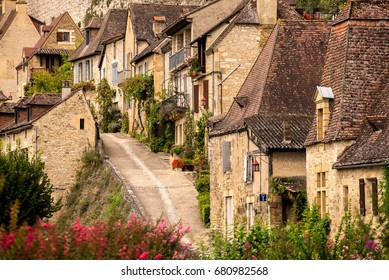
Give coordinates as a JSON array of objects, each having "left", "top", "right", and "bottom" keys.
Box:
[
  {"left": 161, "top": 90, "right": 189, "bottom": 121},
  {"left": 169, "top": 47, "right": 191, "bottom": 71}
]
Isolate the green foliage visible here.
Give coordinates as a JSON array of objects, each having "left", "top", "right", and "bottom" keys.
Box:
[
  {"left": 82, "top": 149, "right": 103, "bottom": 167},
  {"left": 25, "top": 55, "right": 73, "bottom": 96},
  {"left": 207, "top": 205, "right": 383, "bottom": 260},
  {"left": 0, "top": 144, "right": 61, "bottom": 228},
  {"left": 120, "top": 112, "right": 129, "bottom": 134},
  {"left": 96, "top": 79, "right": 121, "bottom": 133},
  {"left": 379, "top": 163, "right": 389, "bottom": 256},
  {"left": 71, "top": 80, "right": 96, "bottom": 91},
  {"left": 195, "top": 170, "right": 210, "bottom": 227},
  {"left": 170, "top": 145, "right": 184, "bottom": 156},
  {"left": 297, "top": 0, "right": 346, "bottom": 14}
]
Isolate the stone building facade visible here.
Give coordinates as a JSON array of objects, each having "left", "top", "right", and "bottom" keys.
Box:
[
  {"left": 0, "top": 89, "right": 97, "bottom": 199},
  {"left": 0, "top": 1, "right": 42, "bottom": 100},
  {"left": 16, "top": 11, "right": 83, "bottom": 97},
  {"left": 305, "top": 0, "right": 389, "bottom": 235},
  {"left": 209, "top": 19, "right": 331, "bottom": 235}
]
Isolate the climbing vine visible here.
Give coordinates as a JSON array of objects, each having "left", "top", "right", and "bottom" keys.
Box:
[{"left": 96, "top": 79, "right": 121, "bottom": 133}]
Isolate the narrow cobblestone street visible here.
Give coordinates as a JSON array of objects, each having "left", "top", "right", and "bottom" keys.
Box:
[{"left": 101, "top": 133, "right": 209, "bottom": 245}]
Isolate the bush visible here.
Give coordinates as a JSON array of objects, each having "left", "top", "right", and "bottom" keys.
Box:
[
  {"left": 0, "top": 215, "right": 194, "bottom": 260},
  {"left": 0, "top": 144, "right": 61, "bottom": 228},
  {"left": 195, "top": 171, "right": 210, "bottom": 193}
]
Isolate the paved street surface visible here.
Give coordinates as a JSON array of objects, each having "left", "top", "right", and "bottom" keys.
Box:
[{"left": 101, "top": 133, "right": 209, "bottom": 245}]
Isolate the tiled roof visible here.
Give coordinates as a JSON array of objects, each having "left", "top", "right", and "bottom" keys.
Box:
[
  {"left": 334, "top": 117, "right": 389, "bottom": 168},
  {"left": 131, "top": 37, "right": 165, "bottom": 63},
  {"left": 70, "top": 9, "right": 128, "bottom": 61},
  {"left": 210, "top": 20, "right": 331, "bottom": 137},
  {"left": 0, "top": 91, "right": 8, "bottom": 101},
  {"left": 14, "top": 96, "right": 33, "bottom": 108},
  {"left": 33, "top": 13, "right": 65, "bottom": 50},
  {"left": 0, "top": 10, "right": 16, "bottom": 41},
  {"left": 129, "top": 3, "right": 198, "bottom": 43},
  {"left": 245, "top": 115, "right": 313, "bottom": 151},
  {"left": 334, "top": 0, "right": 389, "bottom": 24},
  {"left": 85, "top": 18, "right": 104, "bottom": 29},
  {"left": 28, "top": 94, "right": 61, "bottom": 106},
  {"left": 305, "top": 0, "right": 389, "bottom": 146},
  {"left": 0, "top": 102, "right": 16, "bottom": 114},
  {"left": 277, "top": 0, "right": 303, "bottom": 20}
]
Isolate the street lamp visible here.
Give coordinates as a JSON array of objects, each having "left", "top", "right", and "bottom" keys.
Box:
[{"left": 252, "top": 158, "right": 259, "bottom": 172}]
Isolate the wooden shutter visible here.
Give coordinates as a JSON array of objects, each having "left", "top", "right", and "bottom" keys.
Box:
[
  {"left": 57, "top": 32, "right": 64, "bottom": 42},
  {"left": 194, "top": 84, "right": 199, "bottom": 113},
  {"left": 359, "top": 179, "right": 366, "bottom": 216},
  {"left": 75, "top": 63, "right": 79, "bottom": 83},
  {"left": 222, "top": 141, "right": 231, "bottom": 172},
  {"left": 203, "top": 80, "right": 209, "bottom": 109},
  {"left": 372, "top": 178, "right": 378, "bottom": 216}
]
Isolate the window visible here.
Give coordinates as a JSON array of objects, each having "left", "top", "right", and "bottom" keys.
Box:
[
  {"left": 317, "top": 108, "right": 323, "bottom": 140},
  {"left": 226, "top": 196, "right": 233, "bottom": 239},
  {"left": 198, "top": 37, "right": 206, "bottom": 72},
  {"left": 138, "top": 65, "right": 143, "bottom": 75},
  {"left": 222, "top": 141, "right": 231, "bottom": 172},
  {"left": 244, "top": 153, "right": 253, "bottom": 183},
  {"left": 203, "top": 80, "right": 209, "bottom": 109},
  {"left": 316, "top": 172, "right": 326, "bottom": 189},
  {"left": 86, "top": 30, "right": 90, "bottom": 45},
  {"left": 372, "top": 178, "right": 378, "bottom": 216},
  {"left": 359, "top": 179, "right": 366, "bottom": 216},
  {"left": 112, "top": 63, "right": 118, "bottom": 84},
  {"left": 57, "top": 32, "right": 70, "bottom": 42},
  {"left": 40, "top": 56, "right": 43, "bottom": 67},
  {"left": 343, "top": 185, "right": 349, "bottom": 212},
  {"left": 80, "top": 118, "right": 85, "bottom": 130},
  {"left": 27, "top": 107, "right": 32, "bottom": 122},
  {"left": 144, "top": 62, "right": 148, "bottom": 74},
  {"left": 193, "top": 85, "right": 199, "bottom": 113},
  {"left": 78, "top": 63, "right": 82, "bottom": 82},
  {"left": 86, "top": 60, "right": 90, "bottom": 81}
]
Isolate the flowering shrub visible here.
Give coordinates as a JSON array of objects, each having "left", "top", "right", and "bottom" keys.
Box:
[
  {"left": 172, "top": 159, "right": 184, "bottom": 169},
  {"left": 0, "top": 214, "right": 194, "bottom": 260}
]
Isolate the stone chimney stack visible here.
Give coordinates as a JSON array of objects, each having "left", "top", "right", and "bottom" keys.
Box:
[
  {"left": 2, "top": 0, "right": 16, "bottom": 13},
  {"left": 257, "top": 0, "right": 277, "bottom": 26},
  {"left": 153, "top": 15, "right": 166, "bottom": 35},
  {"left": 62, "top": 80, "right": 72, "bottom": 100},
  {"left": 15, "top": 1, "right": 28, "bottom": 14},
  {"left": 283, "top": 120, "right": 292, "bottom": 143}
]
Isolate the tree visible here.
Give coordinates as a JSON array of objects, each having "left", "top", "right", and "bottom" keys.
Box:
[
  {"left": 96, "top": 79, "right": 121, "bottom": 133},
  {"left": 0, "top": 142, "right": 61, "bottom": 228},
  {"left": 24, "top": 54, "right": 73, "bottom": 96}
]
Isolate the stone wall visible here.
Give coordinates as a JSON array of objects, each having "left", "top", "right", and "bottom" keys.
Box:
[
  {"left": 27, "top": 0, "right": 207, "bottom": 27},
  {"left": 0, "top": 91, "right": 96, "bottom": 200},
  {"left": 306, "top": 141, "right": 384, "bottom": 236}
]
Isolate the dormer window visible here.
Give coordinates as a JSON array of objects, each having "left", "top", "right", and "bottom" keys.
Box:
[
  {"left": 315, "top": 86, "right": 334, "bottom": 141},
  {"left": 86, "top": 29, "right": 90, "bottom": 45}
]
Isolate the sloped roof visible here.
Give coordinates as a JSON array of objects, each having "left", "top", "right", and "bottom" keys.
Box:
[
  {"left": 33, "top": 12, "right": 65, "bottom": 50},
  {"left": 70, "top": 9, "right": 128, "bottom": 61},
  {"left": 129, "top": 3, "right": 198, "bottom": 43},
  {"left": 245, "top": 115, "right": 313, "bottom": 151},
  {"left": 0, "top": 91, "right": 8, "bottom": 101},
  {"left": 28, "top": 94, "right": 62, "bottom": 106},
  {"left": 305, "top": 0, "right": 389, "bottom": 146},
  {"left": 0, "top": 102, "right": 16, "bottom": 114},
  {"left": 334, "top": 117, "right": 389, "bottom": 168},
  {"left": 210, "top": 20, "right": 332, "bottom": 137},
  {"left": 0, "top": 10, "right": 16, "bottom": 41}
]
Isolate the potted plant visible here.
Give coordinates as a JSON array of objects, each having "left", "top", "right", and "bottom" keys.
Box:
[{"left": 185, "top": 56, "right": 204, "bottom": 77}]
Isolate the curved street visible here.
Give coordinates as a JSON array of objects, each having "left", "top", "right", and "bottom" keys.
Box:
[{"left": 101, "top": 133, "right": 209, "bottom": 244}]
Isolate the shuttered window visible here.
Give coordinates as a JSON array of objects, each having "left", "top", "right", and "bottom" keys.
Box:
[
  {"left": 203, "top": 80, "right": 209, "bottom": 109},
  {"left": 194, "top": 84, "right": 199, "bottom": 113},
  {"left": 82, "top": 61, "right": 86, "bottom": 82},
  {"left": 243, "top": 154, "right": 253, "bottom": 183},
  {"left": 359, "top": 179, "right": 366, "bottom": 216},
  {"left": 372, "top": 178, "right": 378, "bottom": 216},
  {"left": 222, "top": 141, "right": 231, "bottom": 172}
]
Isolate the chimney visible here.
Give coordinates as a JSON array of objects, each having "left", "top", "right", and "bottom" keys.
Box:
[
  {"left": 283, "top": 120, "right": 292, "bottom": 143},
  {"left": 15, "top": 1, "right": 27, "bottom": 14},
  {"left": 257, "top": 0, "right": 277, "bottom": 25},
  {"left": 2, "top": 0, "right": 17, "bottom": 13},
  {"left": 153, "top": 15, "right": 166, "bottom": 35},
  {"left": 61, "top": 80, "right": 72, "bottom": 100}
]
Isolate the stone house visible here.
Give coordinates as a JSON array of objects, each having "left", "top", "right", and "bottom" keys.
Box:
[
  {"left": 0, "top": 90, "right": 14, "bottom": 130},
  {"left": 304, "top": 0, "right": 389, "bottom": 235},
  {"left": 70, "top": 9, "right": 127, "bottom": 87},
  {"left": 0, "top": 87, "right": 97, "bottom": 199},
  {"left": 16, "top": 11, "right": 83, "bottom": 96},
  {"left": 124, "top": 3, "right": 198, "bottom": 135},
  {"left": 0, "top": 0, "right": 42, "bottom": 101},
  {"left": 160, "top": 0, "right": 244, "bottom": 145},
  {"left": 208, "top": 20, "right": 331, "bottom": 235}
]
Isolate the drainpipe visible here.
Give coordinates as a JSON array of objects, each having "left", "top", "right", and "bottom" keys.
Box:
[{"left": 211, "top": 48, "right": 215, "bottom": 115}]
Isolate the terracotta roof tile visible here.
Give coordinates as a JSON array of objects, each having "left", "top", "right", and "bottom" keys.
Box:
[
  {"left": 334, "top": 117, "right": 389, "bottom": 167},
  {"left": 245, "top": 115, "right": 313, "bottom": 151},
  {"left": 305, "top": 1, "right": 389, "bottom": 145},
  {"left": 0, "top": 102, "right": 16, "bottom": 114},
  {"left": 70, "top": 9, "right": 128, "bottom": 61},
  {"left": 0, "top": 91, "right": 8, "bottom": 101},
  {"left": 335, "top": 0, "right": 389, "bottom": 24},
  {"left": 210, "top": 20, "right": 331, "bottom": 137},
  {"left": 28, "top": 94, "right": 61, "bottom": 106}
]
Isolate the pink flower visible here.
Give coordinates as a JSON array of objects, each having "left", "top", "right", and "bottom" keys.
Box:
[
  {"left": 252, "top": 255, "right": 257, "bottom": 260},
  {"left": 3, "top": 233, "right": 15, "bottom": 250},
  {"left": 154, "top": 254, "right": 163, "bottom": 260},
  {"left": 137, "top": 252, "right": 149, "bottom": 260},
  {"left": 305, "top": 232, "right": 309, "bottom": 239}
]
